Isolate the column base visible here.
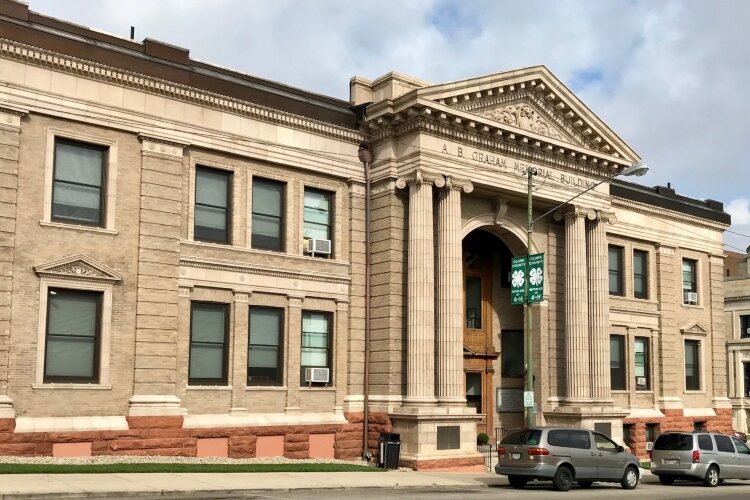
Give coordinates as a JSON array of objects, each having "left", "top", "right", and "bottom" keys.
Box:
[
  {"left": 402, "top": 396, "right": 439, "bottom": 407},
  {"left": 128, "top": 395, "right": 183, "bottom": 416},
  {"left": 0, "top": 395, "right": 14, "bottom": 419},
  {"left": 437, "top": 397, "right": 468, "bottom": 407},
  {"left": 390, "top": 405, "right": 483, "bottom": 470}
]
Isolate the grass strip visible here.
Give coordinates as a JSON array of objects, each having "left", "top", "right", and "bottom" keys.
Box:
[{"left": 0, "top": 462, "right": 380, "bottom": 474}]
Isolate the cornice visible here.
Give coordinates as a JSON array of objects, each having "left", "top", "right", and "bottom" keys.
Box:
[
  {"left": 0, "top": 38, "right": 364, "bottom": 144},
  {"left": 726, "top": 295, "right": 750, "bottom": 304},
  {"left": 179, "top": 258, "right": 350, "bottom": 286},
  {"left": 611, "top": 196, "right": 728, "bottom": 231}
]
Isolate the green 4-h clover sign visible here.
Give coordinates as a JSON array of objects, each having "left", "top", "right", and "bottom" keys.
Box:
[{"left": 511, "top": 253, "right": 544, "bottom": 304}]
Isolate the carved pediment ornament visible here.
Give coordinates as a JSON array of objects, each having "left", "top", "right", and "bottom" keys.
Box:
[
  {"left": 681, "top": 323, "right": 709, "bottom": 336},
  {"left": 34, "top": 254, "right": 123, "bottom": 284},
  {"left": 480, "top": 103, "right": 566, "bottom": 142}
]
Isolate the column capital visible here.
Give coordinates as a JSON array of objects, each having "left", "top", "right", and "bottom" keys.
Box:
[
  {"left": 596, "top": 210, "right": 617, "bottom": 225},
  {"left": 233, "top": 292, "right": 250, "bottom": 303},
  {"left": 0, "top": 105, "right": 28, "bottom": 130},
  {"left": 443, "top": 175, "right": 474, "bottom": 194},
  {"left": 287, "top": 295, "right": 304, "bottom": 308},
  {"left": 396, "top": 168, "right": 445, "bottom": 190},
  {"left": 139, "top": 134, "right": 187, "bottom": 159},
  {"left": 553, "top": 205, "right": 596, "bottom": 222}
]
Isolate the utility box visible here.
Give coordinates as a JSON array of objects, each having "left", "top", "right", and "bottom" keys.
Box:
[{"left": 378, "top": 432, "right": 401, "bottom": 470}]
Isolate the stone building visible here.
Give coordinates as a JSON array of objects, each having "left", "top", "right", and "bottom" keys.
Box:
[
  {"left": 726, "top": 248, "right": 750, "bottom": 432},
  {"left": 0, "top": 0, "right": 732, "bottom": 467}
]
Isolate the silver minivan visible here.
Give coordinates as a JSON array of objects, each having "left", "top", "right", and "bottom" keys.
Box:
[
  {"left": 651, "top": 432, "right": 750, "bottom": 486},
  {"left": 494, "top": 427, "right": 641, "bottom": 491}
]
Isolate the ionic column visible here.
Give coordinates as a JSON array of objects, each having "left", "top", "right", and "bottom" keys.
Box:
[
  {"left": 588, "top": 211, "right": 616, "bottom": 401},
  {"left": 436, "top": 176, "right": 473, "bottom": 406},
  {"left": 555, "top": 206, "right": 594, "bottom": 402},
  {"left": 397, "top": 170, "right": 444, "bottom": 406}
]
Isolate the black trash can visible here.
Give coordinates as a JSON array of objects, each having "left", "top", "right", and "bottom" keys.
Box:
[{"left": 378, "top": 432, "right": 401, "bottom": 469}]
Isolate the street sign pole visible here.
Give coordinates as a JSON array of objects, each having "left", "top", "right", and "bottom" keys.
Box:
[{"left": 525, "top": 168, "right": 534, "bottom": 427}]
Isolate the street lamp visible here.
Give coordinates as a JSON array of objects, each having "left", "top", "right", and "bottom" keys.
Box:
[{"left": 523, "top": 160, "right": 649, "bottom": 426}]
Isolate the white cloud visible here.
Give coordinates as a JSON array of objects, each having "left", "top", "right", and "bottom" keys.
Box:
[{"left": 25, "top": 0, "right": 750, "bottom": 252}]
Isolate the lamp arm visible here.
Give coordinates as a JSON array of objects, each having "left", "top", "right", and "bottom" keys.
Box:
[{"left": 530, "top": 170, "right": 622, "bottom": 226}]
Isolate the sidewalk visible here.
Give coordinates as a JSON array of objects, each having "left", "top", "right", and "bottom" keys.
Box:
[{"left": 0, "top": 470, "right": 501, "bottom": 499}]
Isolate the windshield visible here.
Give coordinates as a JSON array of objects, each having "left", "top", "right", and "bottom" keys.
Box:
[
  {"left": 654, "top": 434, "right": 692, "bottom": 451},
  {"left": 501, "top": 430, "right": 542, "bottom": 446}
]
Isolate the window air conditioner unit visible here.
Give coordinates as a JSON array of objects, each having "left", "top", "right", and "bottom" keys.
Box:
[
  {"left": 636, "top": 377, "right": 647, "bottom": 387},
  {"left": 305, "top": 367, "right": 330, "bottom": 383},
  {"left": 304, "top": 238, "right": 331, "bottom": 255},
  {"left": 684, "top": 292, "right": 698, "bottom": 304},
  {"left": 646, "top": 441, "right": 654, "bottom": 451}
]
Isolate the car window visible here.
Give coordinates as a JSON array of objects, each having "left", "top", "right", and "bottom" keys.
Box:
[
  {"left": 698, "top": 434, "right": 714, "bottom": 451},
  {"left": 547, "top": 430, "right": 570, "bottom": 447},
  {"left": 654, "top": 433, "right": 692, "bottom": 451},
  {"left": 732, "top": 438, "right": 750, "bottom": 455},
  {"left": 501, "top": 430, "right": 542, "bottom": 446},
  {"left": 568, "top": 430, "right": 591, "bottom": 450},
  {"left": 715, "top": 435, "right": 736, "bottom": 453},
  {"left": 594, "top": 432, "right": 619, "bottom": 452}
]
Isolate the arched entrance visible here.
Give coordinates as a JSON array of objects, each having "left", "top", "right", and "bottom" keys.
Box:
[{"left": 462, "top": 228, "right": 525, "bottom": 440}]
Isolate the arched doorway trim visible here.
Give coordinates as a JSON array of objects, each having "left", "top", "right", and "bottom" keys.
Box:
[{"left": 460, "top": 213, "right": 539, "bottom": 254}]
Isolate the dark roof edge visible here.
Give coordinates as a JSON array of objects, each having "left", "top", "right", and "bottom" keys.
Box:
[{"left": 611, "top": 179, "right": 731, "bottom": 225}]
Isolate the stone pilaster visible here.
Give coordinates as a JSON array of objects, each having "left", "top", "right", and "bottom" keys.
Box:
[
  {"left": 396, "top": 169, "right": 444, "bottom": 406},
  {"left": 555, "top": 206, "right": 593, "bottom": 403},
  {"left": 655, "top": 245, "right": 681, "bottom": 409},
  {"left": 436, "top": 176, "right": 473, "bottom": 406},
  {"left": 129, "top": 136, "right": 186, "bottom": 416},
  {"left": 285, "top": 295, "right": 303, "bottom": 412},
  {"left": 587, "top": 211, "right": 615, "bottom": 402},
  {"left": 0, "top": 106, "right": 26, "bottom": 418},
  {"left": 335, "top": 300, "right": 349, "bottom": 411},
  {"left": 230, "top": 291, "right": 249, "bottom": 413}
]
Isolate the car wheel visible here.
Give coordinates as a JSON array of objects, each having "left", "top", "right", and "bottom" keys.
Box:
[
  {"left": 704, "top": 465, "right": 719, "bottom": 487},
  {"left": 658, "top": 475, "right": 675, "bottom": 485},
  {"left": 507, "top": 475, "right": 527, "bottom": 489},
  {"left": 578, "top": 481, "right": 593, "bottom": 489},
  {"left": 621, "top": 466, "right": 639, "bottom": 490},
  {"left": 553, "top": 466, "right": 574, "bottom": 492}
]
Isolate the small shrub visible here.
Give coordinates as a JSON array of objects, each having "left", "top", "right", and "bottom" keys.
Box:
[{"left": 477, "top": 432, "right": 490, "bottom": 445}]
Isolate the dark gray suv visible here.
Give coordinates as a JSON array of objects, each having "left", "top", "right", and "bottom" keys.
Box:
[{"left": 494, "top": 427, "right": 641, "bottom": 491}]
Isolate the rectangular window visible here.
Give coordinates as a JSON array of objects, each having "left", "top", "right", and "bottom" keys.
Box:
[
  {"left": 610, "top": 335, "right": 626, "bottom": 390},
  {"left": 251, "top": 178, "right": 284, "bottom": 251},
  {"left": 248, "top": 307, "right": 283, "bottom": 385},
  {"left": 685, "top": 339, "right": 700, "bottom": 391},
  {"left": 189, "top": 302, "right": 229, "bottom": 385},
  {"left": 741, "top": 315, "right": 750, "bottom": 339},
  {"left": 744, "top": 362, "right": 750, "bottom": 397},
  {"left": 195, "top": 167, "right": 231, "bottom": 244},
  {"left": 52, "top": 139, "right": 107, "bottom": 226},
  {"left": 608, "top": 246, "right": 624, "bottom": 296},
  {"left": 303, "top": 188, "right": 332, "bottom": 255},
  {"left": 633, "top": 250, "right": 648, "bottom": 299},
  {"left": 682, "top": 259, "right": 697, "bottom": 304},
  {"left": 465, "top": 372, "right": 482, "bottom": 413},
  {"left": 501, "top": 330, "right": 524, "bottom": 378},
  {"left": 465, "top": 275, "right": 482, "bottom": 329},
  {"left": 44, "top": 288, "right": 102, "bottom": 383},
  {"left": 634, "top": 337, "right": 650, "bottom": 390},
  {"left": 300, "top": 311, "right": 331, "bottom": 385}
]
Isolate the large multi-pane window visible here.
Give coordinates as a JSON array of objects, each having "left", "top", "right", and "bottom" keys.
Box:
[
  {"left": 52, "top": 139, "right": 107, "bottom": 226},
  {"left": 303, "top": 188, "right": 332, "bottom": 255},
  {"left": 247, "top": 307, "right": 283, "bottom": 385},
  {"left": 501, "top": 330, "right": 524, "bottom": 378},
  {"left": 251, "top": 178, "right": 284, "bottom": 251},
  {"left": 610, "top": 335, "right": 626, "bottom": 390},
  {"left": 634, "top": 337, "right": 650, "bottom": 390},
  {"left": 685, "top": 339, "right": 700, "bottom": 391},
  {"left": 465, "top": 276, "right": 482, "bottom": 329},
  {"left": 633, "top": 250, "right": 648, "bottom": 299},
  {"left": 195, "top": 167, "right": 231, "bottom": 244},
  {"left": 300, "top": 311, "right": 331, "bottom": 385},
  {"left": 682, "top": 259, "right": 697, "bottom": 304},
  {"left": 741, "top": 315, "right": 750, "bottom": 339},
  {"left": 189, "top": 302, "right": 229, "bottom": 385},
  {"left": 608, "top": 246, "right": 624, "bottom": 296},
  {"left": 44, "top": 288, "right": 102, "bottom": 383},
  {"left": 465, "top": 372, "right": 482, "bottom": 413}
]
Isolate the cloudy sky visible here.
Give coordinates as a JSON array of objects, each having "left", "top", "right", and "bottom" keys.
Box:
[{"left": 28, "top": 0, "right": 750, "bottom": 254}]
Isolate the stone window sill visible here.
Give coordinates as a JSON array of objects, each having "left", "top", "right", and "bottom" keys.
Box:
[
  {"left": 299, "top": 387, "right": 336, "bottom": 392},
  {"left": 39, "top": 220, "right": 117, "bottom": 235},
  {"left": 32, "top": 384, "right": 112, "bottom": 390},
  {"left": 245, "top": 386, "right": 287, "bottom": 391},
  {"left": 186, "top": 385, "right": 232, "bottom": 391}
]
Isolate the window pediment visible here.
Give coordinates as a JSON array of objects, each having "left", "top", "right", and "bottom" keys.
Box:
[
  {"left": 681, "top": 322, "right": 708, "bottom": 336},
  {"left": 34, "top": 254, "right": 123, "bottom": 285}
]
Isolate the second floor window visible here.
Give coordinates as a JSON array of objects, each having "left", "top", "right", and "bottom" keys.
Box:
[
  {"left": 633, "top": 250, "right": 648, "bottom": 299},
  {"left": 741, "top": 315, "right": 750, "bottom": 339},
  {"left": 251, "top": 178, "right": 284, "bottom": 251},
  {"left": 634, "top": 337, "right": 650, "bottom": 390},
  {"left": 685, "top": 339, "right": 700, "bottom": 391},
  {"left": 682, "top": 259, "right": 697, "bottom": 304},
  {"left": 195, "top": 167, "right": 231, "bottom": 244},
  {"left": 248, "top": 307, "right": 283, "bottom": 386},
  {"left": 608, "top": 246, "right": 624, "bottom": 296},
  {"left": 610, "top": 334, "right": 626, "bottom": 390},
  {"left": 189, "top": 302, "right": 229, "bottom": 385},
  {"left": 465, "top": 275, "right": 482, "bottom": 329},
  {"left": 303, "top": 188, "right": 332, "bottom": 256},
  {"left": 52, "top": 139, "right": 107, "bottom": 226}
]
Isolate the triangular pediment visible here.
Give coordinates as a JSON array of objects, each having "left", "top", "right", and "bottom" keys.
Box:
[
  {"left": 681, "top": 322, "right": 708, "bottom": 336},
  {"left": 34, "top": 254, "right": 123, "bottom": 284},
  {"left": 416, "top": 65, "right": 639, "bottom": 161}
]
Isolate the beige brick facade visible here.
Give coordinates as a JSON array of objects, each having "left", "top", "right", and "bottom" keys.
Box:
[{"left": 0, "top": 0, "right": 732, "bottom": 467}]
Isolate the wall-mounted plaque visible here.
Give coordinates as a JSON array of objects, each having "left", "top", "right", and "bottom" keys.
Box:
[{"left": 496, "top": 388, "right": 524, "bottom": 412}]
